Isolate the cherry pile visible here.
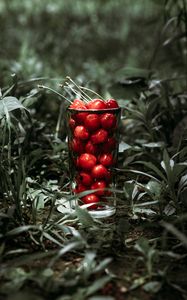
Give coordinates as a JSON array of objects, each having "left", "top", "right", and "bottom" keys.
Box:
[{"left": 68, "top": 98, "right": 120, "bottom": 209}]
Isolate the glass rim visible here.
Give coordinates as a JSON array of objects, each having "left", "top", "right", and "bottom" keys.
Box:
[{"left": 67, "top": 107, "right": 121, "bottom": 113}]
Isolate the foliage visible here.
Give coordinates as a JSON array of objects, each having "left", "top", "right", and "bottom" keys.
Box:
[{"left": 0, "top": 0, "right": 187, "bottom": 300}]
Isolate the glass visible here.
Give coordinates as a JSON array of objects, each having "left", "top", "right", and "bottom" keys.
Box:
[{"left": 66, "top": 107, "right": 121, "bottom": 218}]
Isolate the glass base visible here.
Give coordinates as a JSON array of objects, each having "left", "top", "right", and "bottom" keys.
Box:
[
  {"left": 88, "top": 205, "right": 116, "bottom": 218},
  {"left": 56, "top": 198, "right": 116, "bottom": 219}
]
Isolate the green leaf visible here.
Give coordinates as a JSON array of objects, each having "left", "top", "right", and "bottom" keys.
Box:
[
  {"left": 134, "top": 200, "right": 158, "bottom": 207},
  {"left": 86, "top": 276, "right": 111, "bottom": 296},
  {"left": 129, "top": 276, "right": 147, "bottom": 290},
  {"left": 49, "top": 240, "right": 84, "bottom": 267},
  {"left": 146, "top": 180, "right": 162, "bottom": 197},
  {"left": 163, "top": 203, "right": 176, "bottom": 216},
  {"left": 6, "top": 225, "right": 40, "bottom": 236},
  {"left": 178, "top": 175, "right": 187, "bottom": 191},
  {"left": 119, "top": 141, "right": 132, "bottom": 152},
  {"left": 42, "top": 231, "right": 64, "bottom": 247},
  {"left": 4, "top": 267, "right": 27, "bottom": 280},
  {"left": 125, "top": 107, "right": 147, "bottom": 123},
  {"left": 143, "top": 142, "right": 165, "bottom": 148},
  {"left": 118, "top": 66, "right": 151, "bottom": 77},
  {"left": 75, "top": 206, "right": 95, "bottom": 227},
  {"left": 134, "top": 237, "right": 150, "bottom": 256},
  {"left": 0, "top": 97, "right": 29, "bottom": 118},
  {"left": 94, "top": 258, "right": 112, "bottom": 273},
  {"left": 143, "top": 281, "right": 162, "bottom": 293},
  {"left": 133, "top": 161, "right": 167, "bottom": 181},
  {"left": 133, "top": 207, "right": 157, "bottom": 216},
  {"left": 160, "top": 221, "right": 187, "bottom": 249},
  {"left": 117, "top": 168, "right": 161, "bottom": 183},
  {"left": 161, "top": 149, "right": 174, "bottom": 183},
  {"left": 173, "top": 163, "right": 187, "bottom": 180},
  {"left": 0, "top": 267, "right": 32, "bottom": 294},
  {"left": 81, "top": 251, "right": 96, "bottom": 276}
]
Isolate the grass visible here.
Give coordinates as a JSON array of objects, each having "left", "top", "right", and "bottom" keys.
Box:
[{"left": 0, "top": 1, "right": 187, "bottom": 299}]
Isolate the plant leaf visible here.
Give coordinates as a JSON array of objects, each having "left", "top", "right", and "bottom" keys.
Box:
[
  {"left": 6, "top": 225, "right": 40, "bottom": 236},
  {"left": 164, "top": 203, "right": 176, "bottom": 216},
  {"left": 48, "top": 240, "right": 84, "bottom": 267},
  {"left": 142, "top": 142, "right": 165, "bottom": 148},
  {"left": 161, "top": 149, "right": 174, "bottom": 184},
  {"left": 0, "top": 97, "right": 29, "bottom": 118},
  {"left": 143, "top": 281, "right": 162, "bottom": 293},
  {"left": 75, "top": 206, "right": 95, "bottom": 227},
  {"left": 146, "top": 180, "right": 162, "bottom": 197},
  {"left": 134, "top": 237, "right": 150, "bottom": 256},
  {"left": 133, "top": 161, "right": 167, "bottom": 181},
  {"left": 86, "top": 276, "right": 111, "bottom": 296},
  {"left": 160, "top": 221, "right": 187, "bottom": 249},
  {"left": 133, "top": 207, "right": 157, "bottom": 216}
]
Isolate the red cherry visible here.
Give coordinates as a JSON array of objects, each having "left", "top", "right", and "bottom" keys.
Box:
[
  {"left": 74, "top": 112, "right": 88, "bottom": 124},
  {"left": 71, "top": 138, "right": 85, "bottom": 154},
  {"left": 86, "top": 99, "right": 107, "bottom": 110},
  {"left": 100, "top": 113, "right": 117, "bottom": 130},
  {"left": 100, "top": 137, "right": 117, "bottom": 153},
  {"left": 82, "top": 193, "right": 100, "bottom": 209},
  {"left": 91, "top": 180, "right": 107, "bottom": 196},
  {"left": 98, "top": 153, "right": 114, "bottom": 167},
  {"left": 91, "top": 164, "right": 109, "bottom": 179},
  {"left": 85, "top": 140, "right": 99, "bottom": 155},
  {"left": 91, "top": 129, "right": 108, "bottom": 144},
  {"left": 69, "top": 118, "right": 76, "bottom": 130},
  {"left": 79, "top": 172, "right": 93, "bottom": 186},
  {"left": 74, "top": 125, "right": 89, "bottom": 140},
  {"left": 84, "top": 114, "right": 100, "bottom": 132},
  {"left": 106, "top": 99, "right": 119, "bottom": 108},
  {"left": 78, "top": 153, "right": 97, "bottom": 170},
  {"left": 69, "top": 99, "right": 87, "bottom": 109},
  {"left": 74, "top": 183, "right": 87, "bottom": 194}
]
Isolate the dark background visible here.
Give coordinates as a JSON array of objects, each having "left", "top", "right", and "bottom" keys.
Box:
[{"left": 0, "top": 0, "right": 186, "bottom": 89}]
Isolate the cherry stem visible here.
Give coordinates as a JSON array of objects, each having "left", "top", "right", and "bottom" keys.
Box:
[
  {"left": 64, "top": 82, "right": 90, "bottom": 103},
  {"left": 66, "top": 76, "right": 92, "bottom": 102},
  {"left": 79, "top": 86, "right": 105, "bottom": 100},
  {"left": 38, "top": 85, "right": 72, "bottom": 104}
]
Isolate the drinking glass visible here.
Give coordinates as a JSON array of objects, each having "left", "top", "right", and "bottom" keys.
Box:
[{"left": 66, "top": 107, "right": 121, "bottom": 218}]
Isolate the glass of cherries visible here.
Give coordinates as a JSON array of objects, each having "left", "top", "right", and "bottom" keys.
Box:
[{"left": 66, "top": 79, "right": 121, "bottom": 218}]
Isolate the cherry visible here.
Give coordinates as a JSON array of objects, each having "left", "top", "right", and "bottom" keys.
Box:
[
  {"left": 91, "top": 164, "right": 109, "bottom": 179},
  {"left": 79, "top": 172, "right": 93, "bottom": 186},
  {"left": 74, "top": 112, "right": 88, "bottom": 124},
  {"left": 74, "top": 125, "right": 89, "bottom": 140},
  {"left": 98, "top": 153, "right": 114, "bottom": 167},
  {"left": 78, "top": 153, "right": 97, "bottom": 170},
  {"left": 91, "top": 129, "right": 108, "bottom": 144},
  {"left": 91, "top": 180, "right": 107, "bottom": 196},
  {"left": 86, "top": 99, "right": 107, "bottom": 110},
  {"left": 100, "top": 137, "right": 117, "bottom": 153},
  {"left": 69, "top": 117, "right": 76, "bottom": 130},
  {"left": 81, "top": 193, "right": 100, "bottom": 209},
  {"left": 69, "top": 99, "right": 87, "bottom": 109},
  {"left": 85, "top": 140, "right": 99, "bottom": 155},
  {"left": 71, "top": 138, "right": 85, "bottom": 154},
  {"left": 106, "top": 99, "right": 119, "bottom": 108},
  {"left": 84, "top": 113, "right": 100, "bottom": 132},
  {"left": 74, "top": 183, "right": 87, "bottom": 194},
  {"left": 100, "top": 113, "right": 117, "bottom": 130}
]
